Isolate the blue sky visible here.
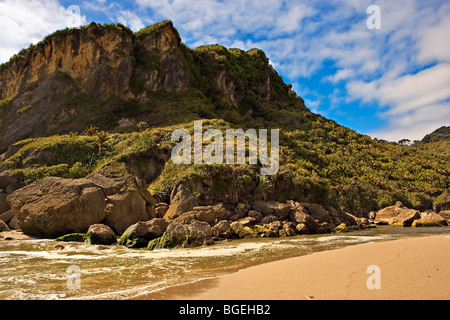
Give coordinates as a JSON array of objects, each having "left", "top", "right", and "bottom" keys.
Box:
[{"left": 1, "top": 0, "right": 449, "bottom": 142}]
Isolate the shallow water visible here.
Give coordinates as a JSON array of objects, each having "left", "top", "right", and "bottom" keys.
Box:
[{"left": 1, "top": 226, "right": 449, "bottom": 300}]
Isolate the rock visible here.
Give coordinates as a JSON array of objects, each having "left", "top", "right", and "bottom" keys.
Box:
[
  {"left": 0, "top": 171, "right": 18, "bottom": 190},
  {"left": 254, "top": 224, "right": 278, "bottom": 238},
  {"left": 0, "top": 193, "right": 10, "bottom": 214},
  {"left": 155, "top": 203, "right": 169, "bottom": 218},
  {"left": 308, "top": 204, "right": 333, "bottom": 224},
  {"left": 279, "top": 222, "right": 297, "bottom": 237},
  {"left": 164, "top": 184, "right": 197, "bottom": 220},
  {"left": 191, "top": 203, "right": 229, "bottom": 224},
  {"left": 8, "top": 215, "right": 20, "bottom": 230},
  {"left": 147, "top": 235, "right": 179, "bottom": 251},
  {"left": 260, "top": 214, "right": 278, "bottom": 224},
  {"left": 238, "top": 216, "right": 257, "bottom": 227},
  {"left": 119, "top": 218, "right": 169, "bottom": 248},
  {"left": 0, "top": 210, "right": 16, "bottom": 224},
  {"left": 411, "top": 212, "right": 448, "bottom": 227},
  {"left": 7, "top": 177, "right": 107, "bottom": 238},
  {"left": 375, "top": 206, "right": 421, "bottom": 227},
  {"left": 212, "top": 220, "right": 232, "bottom": 239},
  {"left": 85, "top": 224, "right": 117, "bottom": 245},
  {"left": 248, "top": 210, "right": 263, "bottom": 222},
  {"left": 334, "top": 223, "right": 349, "bottom": 233},
  {"left": 288, "top": 208, "right": 322, "bottom": 234},
  {"left": 56, "top": 233, "right": 86, "bottom": 242},
  {"left": 295, "top": 223, "right": 310, "bottom": 235},
  {"left": 163, "top": 219, "right": 213, "bottom": 248},
  {"left": 252, "top": 201, "right": 290, "bottom": 219},
  {"left": 0, "top": 219, "right": 10, "bottom": 232},
  {"left": 104, "top": 190, "right": 149, "bottom": 235},
  {"left": 230, "top": 221, "right": 257, "bottom": 239},
  {"left": 438, "top": 210, "right": 450, "bottom": 224}
]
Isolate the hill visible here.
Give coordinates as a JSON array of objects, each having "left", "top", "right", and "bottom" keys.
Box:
[
  {"left": 0, "top": 21, "right": 449, "bottom": 216},
  {"left": 422, "top": 126, "right": 450, "bottom": 143}
]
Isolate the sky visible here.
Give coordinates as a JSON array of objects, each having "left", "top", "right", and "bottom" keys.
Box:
[{"left": 0, "top": 0, "right": 449, "bottom": 142}]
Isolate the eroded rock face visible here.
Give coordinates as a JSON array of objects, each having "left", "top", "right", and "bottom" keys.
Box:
[{"left": 0, "top": 21, "right": 190, "bottom": 153}]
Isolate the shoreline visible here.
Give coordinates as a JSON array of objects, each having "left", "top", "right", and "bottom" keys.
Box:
[{"left": 132, "top": 234, "right": 450, "bottom": 300}]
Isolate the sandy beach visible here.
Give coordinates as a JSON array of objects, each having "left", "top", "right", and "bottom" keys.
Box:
[{"left": 134, "top": 234, "right": 450, "bottom": 300}]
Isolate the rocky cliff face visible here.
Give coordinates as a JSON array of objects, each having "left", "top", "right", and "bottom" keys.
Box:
[{"left": 0, "top": 21, "right": 296, "bottom": 154}]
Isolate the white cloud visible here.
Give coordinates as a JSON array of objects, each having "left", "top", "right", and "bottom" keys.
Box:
[{"left": 0, "top": 0, "right": 86, "bottom": 63}]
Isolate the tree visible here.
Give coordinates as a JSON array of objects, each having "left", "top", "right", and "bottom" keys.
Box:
[{"left": 96, "top": 131, "right": 109, "bottom": 156}]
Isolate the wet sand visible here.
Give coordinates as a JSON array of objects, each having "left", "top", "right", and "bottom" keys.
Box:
[{"left": 134, "top": 235, "right": 450, "bottom": 300}]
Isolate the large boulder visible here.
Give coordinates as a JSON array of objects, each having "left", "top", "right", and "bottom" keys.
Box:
[
  {"left": 104, "top": 190, "right": 149, "bottom": 235},
  {"left": 7, "top": 177, "right": 107, "bottom": 238},
  {"left": 119, "top": 218, "right": 169, "bottom": 248},
  {"left": 191, "top": 203, "right": 229, "bottom": 224},
  {"left": 374, "top": 205, "right": 421, "bottom": 226},
  {"left": 412, "top": 212, "right": 448, "bottom": 227},
  {"left": 164, "top": 184, "right": 197, "bottom": 220},
  {"left": 85, "top": 224, "right": 117, "bottom": 245}
]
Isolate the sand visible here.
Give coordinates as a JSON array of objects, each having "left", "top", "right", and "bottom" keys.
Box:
[{"left": 135, "top": 235, "right": 450, "bottom": 300}]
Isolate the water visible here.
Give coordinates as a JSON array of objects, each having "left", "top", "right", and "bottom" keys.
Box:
[{"left": 1, "top": 226, "right": 449, "bottom": 300}]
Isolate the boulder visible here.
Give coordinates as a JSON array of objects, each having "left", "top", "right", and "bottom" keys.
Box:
[
  {"left": 375, "top": 206, "right": 421, "bottom": 227},
  {"left": 260, "top": 214, "right": 278, "bottom": 224},
  {"left": 160, "top": 219, "right": 213, "bottom": 248},
  {"left": 0, "top": 210, "right": 16, "bottom": 224},
  {"left": 230, "top": 221, "right": 257, "bottom": 239},
  {"left": 0, "top": 193, "right": 10, "bottom": 214},
  {"left": 238, "top": 216, "right": 257, "bottom": 227},
  {"left": 7, "top": 177, "right": 107, "bottom": 238},
  {"left": 190, "top": 203, "right": 229, "bottom": 224},
  {"left": 155, "top": 203, "right": 169, "bottom": 218},
  {"left": 0, "top": 219, "right": 10, "bottom": 232},
  {"left": 438, "top": 210, "right": 450, "bottom": 224},
  {"left": 104, "top": 190, "right": 149, "bottom": 235},
  {"left": 334, "top": 223, "right": 349, "bottom": 233},
  {"left": 8, "top": 215, "right": 20, "bottom": 230},
  {"left": 295, "top": 223, "right": 310, "bottom": 235},
  {"left": 279, "top": 222, "right": 297, "bottom": 237},
  {"left": 85, "top": 224, "right": 117, "bottom": 245},
  {"left": 56, "top": 233, "right": 86, "bottom": 242},
  {"left": 212, "top": 220, "right": 232, "bottom": 239},
  {"left": 412, "top": 212, "right": 448, "bottom": 227},
  {"left": 248, "top": 210, "right": 263, "bottom": 222},
  {"left": 119, "top": 218, "right": 169, "bottom": 248},
  {"left": 308, "top": 204, "right": 333, "bottom": 224},
  {"left": 252, "top": 201, "right": 290, "bottom": 219},
  {"left": 254, "top": 224, "right": 278, "bottom": 238},
  {"left": 164, "top": 184, "right": 197, "bottom": 220},
  {"left": 288, "top": 207, "right": 322, "bottom": 234}
]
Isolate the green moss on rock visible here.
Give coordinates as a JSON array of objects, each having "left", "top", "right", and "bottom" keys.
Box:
[
  {"left": 147, "top": 235, "right": 180, "bottom": 250},
  {"left": 56, "top": 233, "right": 86, "bottom": 242},
  {"left": 118, "top": 232, "right": 150, "bottom": 248}
]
